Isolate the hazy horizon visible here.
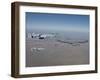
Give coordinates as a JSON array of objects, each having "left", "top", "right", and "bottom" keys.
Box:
[{"left": 26, "top": 12, "right": 89, "bottom": 33}]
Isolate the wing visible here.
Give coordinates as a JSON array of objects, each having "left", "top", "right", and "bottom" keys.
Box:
[
  {"left": 57, "top": 40, "right": 73, "bottom": 44},
  {"left": 56, "top": 39, "right": 88, "bottom": 46},
  {"left": 77, "top": 40, "right": 88, "bottom": 43}
]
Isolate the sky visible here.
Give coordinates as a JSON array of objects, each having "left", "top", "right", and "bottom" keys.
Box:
[{"left": 26, "top": 12, "right": 89, "bottom": 33}]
